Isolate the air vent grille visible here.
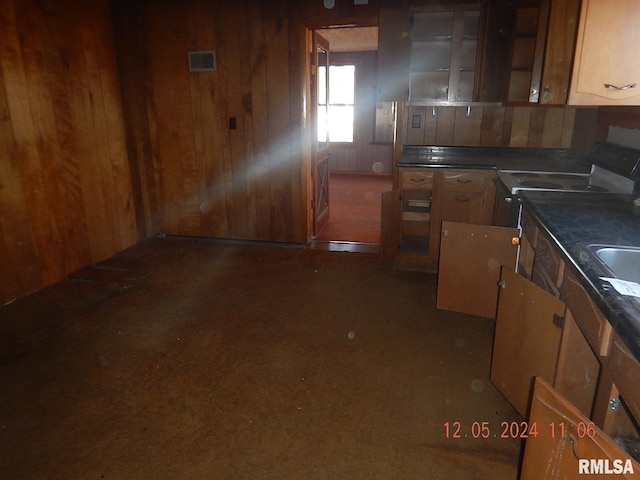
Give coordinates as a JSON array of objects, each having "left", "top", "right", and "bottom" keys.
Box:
[{"left": 188, "top": 51, "right": 216, "bottom": 72}]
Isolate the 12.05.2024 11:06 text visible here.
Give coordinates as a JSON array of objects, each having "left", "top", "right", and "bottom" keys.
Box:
[{"left": 443, "top": 421, "right": 596, "bottom": 439}]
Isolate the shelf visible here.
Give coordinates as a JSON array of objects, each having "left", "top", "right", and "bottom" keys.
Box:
[{"left": 400, "top": 234, "right": 429, "bottom": 255}]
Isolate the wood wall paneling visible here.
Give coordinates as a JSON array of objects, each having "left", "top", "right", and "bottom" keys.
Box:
[
  {"left": 0, "top": 0, "right": 138, "bottom": 304},
  {"left": 325, "top": 51, "right": 394, "bottom": 174},
  {"left": 404, "top": 105, "right": 587, "bottom": 150}
]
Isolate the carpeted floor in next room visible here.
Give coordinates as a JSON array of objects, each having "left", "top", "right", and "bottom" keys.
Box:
[
  {"left": 0, "top": 237, "right": 522, "bottom": 479},
  {"left": 315, "top": 173, "right": 392, "bottom": 244}
]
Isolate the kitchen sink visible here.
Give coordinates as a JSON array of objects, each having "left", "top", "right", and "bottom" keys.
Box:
[{"left": 585, "top": 245, "right": 640, "bottom": 284}]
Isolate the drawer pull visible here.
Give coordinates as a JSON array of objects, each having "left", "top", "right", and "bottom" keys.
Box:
[
  {"left": 410, "top": 178, "right": 426, "bottom": 183},
  {"left": 604, "top": 82, "right": 636, "bottom": 90},
  {"left": 456, "top": 179, "right": 472, "bottom": 184}
]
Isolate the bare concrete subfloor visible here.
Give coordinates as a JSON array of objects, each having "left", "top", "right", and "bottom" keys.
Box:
[{"left": 0, "top": 236, "right": 522, "bottom": 479}]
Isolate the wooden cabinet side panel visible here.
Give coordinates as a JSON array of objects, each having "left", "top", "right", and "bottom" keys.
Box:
[
  {"left": 437, "top": 221, "right": 519, "bottom": 318},
  {"left": 491, "top": 269, "right": 565, "bottom": 417},
  {"left": 521, "top": 377, "right": 640, "bottom": 479}
]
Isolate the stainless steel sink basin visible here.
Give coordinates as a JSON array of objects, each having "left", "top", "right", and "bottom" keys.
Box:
[{"left": 586, "top": 245, "right": 640, "bottom": 284}]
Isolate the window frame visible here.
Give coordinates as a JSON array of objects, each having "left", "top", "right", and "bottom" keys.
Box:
[{"left": 318, "top": 61, "right": 357, "bottom": 146}]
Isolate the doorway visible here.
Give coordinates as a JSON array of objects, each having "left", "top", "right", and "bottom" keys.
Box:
[{"left": 309, "top": 26, "right": 394, "bottom": 248}]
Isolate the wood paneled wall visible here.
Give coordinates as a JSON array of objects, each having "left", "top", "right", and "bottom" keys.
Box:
[
  {"left": 0, "top": 0, "right": 138, "bottom": 304},
  {"left": 113, "top": 0, "right": 309, "bottom": 244},
  {"left": 405, "top": 104, "right": 587, "bottom": 148},
  {"left": 328, "top": 52, "right": 394, "bottom": 173}
]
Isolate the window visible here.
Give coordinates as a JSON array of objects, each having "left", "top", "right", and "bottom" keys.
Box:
[{"left": 318, "top": 64, "right": 355, "bottom": 143}]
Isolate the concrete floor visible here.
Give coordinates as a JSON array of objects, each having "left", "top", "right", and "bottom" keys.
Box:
[{"left": 0, "top": 236, "right": 522, "bottom": 479}]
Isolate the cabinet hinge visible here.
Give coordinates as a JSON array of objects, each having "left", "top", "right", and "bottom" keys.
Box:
[{"left": 552, "top": 314, "right": 565, "bottom": 329}]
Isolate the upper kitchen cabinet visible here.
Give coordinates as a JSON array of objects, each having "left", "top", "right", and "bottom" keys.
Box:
[
  {"left": 410, "top": 4, "right": 483, "bottom": 103},
  {"left": 377, "top": 6, "right": 412, "bottom": 101},
  {"left": 478, "top": 0, "right": 579, "bottom": 104},
  {"left": 568, "top": 0, "right": 640, "bottom": 105}
]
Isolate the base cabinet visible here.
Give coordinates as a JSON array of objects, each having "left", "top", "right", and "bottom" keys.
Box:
[
  {"left": 438, "top": 204, "right": 640, "bottom": 473},
  {"left": 521, "top": 378, "right": 640, "bottom": 479},
  {"left": 381, "top": 167, "right": 495, "bottom": 271}
]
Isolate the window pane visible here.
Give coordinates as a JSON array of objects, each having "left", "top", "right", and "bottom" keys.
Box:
[
  {"left": 318, "top": 105, "right": 328, "bottom": 143},
  {"left": 329, "top": 65, "right": 355, "bottom": 104},
  {"left": 328, "top": 105, "right": 353, "bottom": 142}
]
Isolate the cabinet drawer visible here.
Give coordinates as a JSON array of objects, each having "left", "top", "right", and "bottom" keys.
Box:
[
  {"left": 399, "top": 169, "right": 434, "bottom": 189},
  {"left": 441, "top": 170, "right": 486, "bottom": 192},
  {"left": 608, "top": 334, "right": 640, "bottom": 422},
  {"left": 562, "top": 268, "right": 612, "bottom": 357}
]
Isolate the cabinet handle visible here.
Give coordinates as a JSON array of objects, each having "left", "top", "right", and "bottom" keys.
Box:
[
  {"left": 456, "top": 179, "right": 472, "bottom": 184},
  {"left": 410, "top": 178, "right": 426, "bottom": 183},
  {"left": 604, "top": 83, "right": 637, "bottom": 90},
  {"left": 455, "top": 196, "right": 470, "bottom": 203}
]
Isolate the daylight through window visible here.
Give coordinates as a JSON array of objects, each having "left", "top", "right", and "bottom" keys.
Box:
[{"left": 318, "top": 64, "right": 355, "bottom": 143}]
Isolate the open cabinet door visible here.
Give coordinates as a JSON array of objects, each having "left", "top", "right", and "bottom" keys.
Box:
[
  {"left": 521, "top": 377, "right": 640, "bottom": 479},
  {"left": 380, "top": 190, "right": 401, "bottom": 266},
  {"left": 491, "top": 268, "right": 566, "bottom": 417},
  {"left": 437, "top": 221, "right": 519, "bottom": 318}
]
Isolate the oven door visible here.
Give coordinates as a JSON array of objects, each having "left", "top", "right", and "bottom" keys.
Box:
[{"left": 492, "top": 177, "right": 520, "bottom": 228}]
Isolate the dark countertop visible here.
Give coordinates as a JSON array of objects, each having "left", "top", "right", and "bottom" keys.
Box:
[
  {"left": 519, "top": 191, "right": 640, "bottom": 360},
  {"left": 398, "top": 145, "right": 591, "bottom": 172}
]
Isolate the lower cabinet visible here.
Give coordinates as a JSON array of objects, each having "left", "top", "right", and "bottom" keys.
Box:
[
  {"left": 521, "top": 377, "right": 640, "bottom": 479},
  {"left": 380, "top": 167, "right": 496, "bottom": 271},
  {"left": 436, "top": 203, "right": 640, "bottom": 474}
]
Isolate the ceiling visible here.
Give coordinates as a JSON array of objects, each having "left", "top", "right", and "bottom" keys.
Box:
[{"left": 315, "top": 26, "right": 378, "bottom": 52}]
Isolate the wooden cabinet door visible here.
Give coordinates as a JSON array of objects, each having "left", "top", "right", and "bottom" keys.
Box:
[
  {"left": 521, "top": 377, "right": 640, "bottom": 479},
  {"left": 377, "top": 7, "right": 411, "bottom": 101},
  {"left": 554, "top": 308, "right": 601, "bottom": 418},
  {"left": 437, "top": 221, "right": 519, "bottom": 318},
  {"left": 410, "top": 6, "right": 481, "bottom": 103},
  {"left": 380, "top": 190, "right": 402, "bottom": 266},
  {"left": 491, "top": 268, "right": 565, "bottom": 417},
  {"left": 538, "top": 0, "right": 580, "bottom": 104},
  {"left": 439, "top": 170, "right": 496, "bottom": 225},
  {"left": 439, "top": 190, "right": 487, "bottom": 225},
  {"left": 568, "top": 0, "right": 640, "bottom": 105}
]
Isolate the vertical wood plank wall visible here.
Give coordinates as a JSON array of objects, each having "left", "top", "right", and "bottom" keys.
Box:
[
  {"left": 0, "top": 0, "right": 635, "bottom": 306},
  {"left": 0, "top": 0, "right": 138, "bottom": 304},
  {"left": 328, "top": 52, "right": 394, "bottom": 173},
  {"left": 405, "top": 105, "right": 583, "bottom": 148},
  {"left": 113, "top": 0, "right": 309, "bottom": 245}
]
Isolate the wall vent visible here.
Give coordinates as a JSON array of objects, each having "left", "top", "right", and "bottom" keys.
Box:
[{"left": 188, "top": 51, "right": 216, "bottom": 72}]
